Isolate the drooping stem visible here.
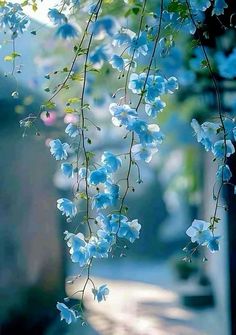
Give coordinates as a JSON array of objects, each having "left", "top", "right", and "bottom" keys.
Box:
[
  {"left": 79, "top": 0, "right": 103, "bottom": 236},
  {"left": 118, "top": 0, "right": 149, "bottom": 217},
  {"left": 119, "top": 0, "right": 164, "bottom": 217},
  {"left": 186, "top": 0, "right": 228, "bottom": 232},
  {"left": 47, "top": 0, "right": 102, "bottom": 104}
]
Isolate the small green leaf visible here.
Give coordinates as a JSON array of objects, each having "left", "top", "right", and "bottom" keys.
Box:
[
  {"left": 43, "top": 101, "right": 56, "bottom": 110},
  {"left": 132, "top": 7, "right": 140, "bottom": 14},
  {"left": 64, "top": 106, "right": 75, "bottom": 113},
  {"left": 201, "top": 60, "right": 208, "bottom": 69},
  {"left": 67, "top": 97, "right": 81, "bottom": 104},
  {"left": 4, "top": 52, "right": 21, "bottom": 62}
]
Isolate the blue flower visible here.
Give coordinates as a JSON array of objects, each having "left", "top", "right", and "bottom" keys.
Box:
[
  {"left": 101, "top": 152, "right": 122, "bottom": 173},
  {"left": 64, "top": 231, "right": 89, "bottom": 266},
  {"left": 65, "top": 231, "right": 86, "bottom": 249},
  {"left": 109, "top": 55, "right": 125, "bottom": 72},
  {"left": 190, "top": 0, "right": 211, "bottom": 12},
  {"left": 216, "top": 164, "right": 232, "bottom": 182},
  {"left": 181, "top": 17, "right": 196, "bottom": 35},
  {"left": 207, "top": 236, "right": 220, "bottom": 253},
  {"left": 138, "top": 124, "right": 164, "bottom": 145},
  {"left": 118, "top": 219, "right": 141, "bottom": 243},
  {"left": 89, "top": 168, "right": 107, "bottom": 185},
  {"left": 145, "top": 75, "right": 166, "bottom": 103},
  {"left": 159, "top": 36, "right": 175, "bottom": 57},
  {"left": 71, "top": 246, "right": 89, "bottom": 265},
  {"left": 97, "top": 213, "right": 128, "bottom": 234},
  {"left": 89, "top": 45, "right": 110, "bottom": 67},
  {"left": 57, "top": 198, "right": 77, "bottom": 218},
  {"left": 71, "top": 0, "right": 80, "bottom": 5},
  {"left": 104, "top": 182, "right": 119, "bottom": 206},
  {"left": 92, "top": 284, "right": 109, "bottom": 302},
  {"left": 216, "top": 49, "right": 236, "bottom": 79},
  {"left": 97, "top": 229, "right": 115, "bottom": 245},
  {"left": 48, "top": 8, "right": 67, "bottom": 25},
  {"left": 87, "top": 2, "right": 100, "bottom": 15},
  {"left": 212, "top": 140, "right": 235, "bottom": 159},
  {"left": 131, "top": 143, "right": 158, "bottom": 163},
  {"left": 186, "top": 219, "right": 212, "bottom": 245},
  {"left": 65, "top": 123, "right": 80, "bottom": 137},
  {"left": 212, "top": 0, "right": 228, "bottom": 15},
  {"left": 145, "top": 98, "right": 166, "bottom": 117},
  {"left": 109, "top": 103, "right": 137, "bottom": 127},
  {"left": 127, "top": 118, "right": 147, "bottom": 133},
  {"left": 233, "top": 127, "right": 236, "bottom": 141},
  {"left": 61, "top": 163, "right": 74, "bottom": 178},
  {"left": 191, "top": 119, "right": 218, "bottom": 151},
  {"left": 87, "top": 236, "right": 110, "bottom": 258},
  {"left": 56, "top": 302, "right": 77, "bottom": 324},
  {"left": 0, "top": 3, "right": 29, "bottom": 38},
  {"left": 78, "top": 167, "right": 88, "bottom": 178},
  {"left": 129, "top": 72, "right": 147, "bottom": 94},
  {"left": 129, "top": 120, "right": 164, "bottom": 145},
  {"left": 161, "top": 10, "right": 178, "bottom": 29},
  {"left": 113, "top": 32, "right": 132, "bottom": 47},
  {"left": 224, "top": 118, "right": 235, "bottom": 138},
  {"left": 165, "top": 76, "right": 178, "bottom": 94},
  {"left": 92, "top": 193, "right": 112, "bottom": 209},
  {"left": 49, "top": 139, "right": 69, "bottom": 160},
  {"left": 92, "top": 16, "right": 116, "bottom": 37},
  {"left": 127, "top": 31, "right": 148, "bottom": 58},
  {"left": 56, "top": 23, "right": 78, "bottom": 39},
  {"left": 189, "top": 47, "right": 204, "bottom": 71}
]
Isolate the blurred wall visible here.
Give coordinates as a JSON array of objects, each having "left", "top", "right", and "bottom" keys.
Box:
[
  {"left": 0, "top": 80, "right": 64, "bottom": 333},
  {"left": 203, "top": 152, "right": 231, "bottom": 335}
]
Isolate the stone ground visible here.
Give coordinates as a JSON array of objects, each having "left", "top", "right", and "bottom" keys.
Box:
[{"left": 66, "top": 259, "right": 224, "bottom": 335}]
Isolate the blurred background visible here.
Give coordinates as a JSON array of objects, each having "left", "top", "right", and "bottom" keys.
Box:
[{"left": 0, "top": 1, "right": 236, "bottom": 335}]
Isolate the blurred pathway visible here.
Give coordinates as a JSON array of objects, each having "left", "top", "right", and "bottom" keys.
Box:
[{"left": 67, "top": 260, "right": 222, "bottom": 335}]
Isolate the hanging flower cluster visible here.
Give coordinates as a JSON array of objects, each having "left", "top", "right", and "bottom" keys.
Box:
[
  {"left": 0, "top": 2, "right": 29, "bottom": 39},
  {"left": 1, "top": 0, "right": 235, "bottom": 326}
]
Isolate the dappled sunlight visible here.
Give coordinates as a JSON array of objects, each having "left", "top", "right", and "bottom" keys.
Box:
[
  {"left": 66, "top": 276, "right": 212, "bottom": 335},
  {"left": 0, "top": 1, "right": 235, "bottom": 334}
]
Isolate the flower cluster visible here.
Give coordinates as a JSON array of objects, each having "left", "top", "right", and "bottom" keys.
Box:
[
  {"left": 191, "top": 118, "right": 235, "bottom": 182},
  {"left": 48, "top": 6, "right": 78, "bottom": 39},
  {"left": 186, "top": 219, "right": 220, "bottom": 253},
  {"left": 49, "top": 118, "right": 141, "bottom": 322},
  {"left": 0, "top": 2, "right": 29, "bottom": 38},
  {"left": 3, "top": 0, "right": 235, "bottom": 328},
  {"left": 109, "top": 74, "right": 178, "bottom": 163},
  {"left": 64, "top": 213, "right": 141, "bottom": 267},
  {"left": 188, "top": 117, "right": 236, "bottom": 252},
  {"left": 216, "top": 48, "right": 236, "bottom": 79}
]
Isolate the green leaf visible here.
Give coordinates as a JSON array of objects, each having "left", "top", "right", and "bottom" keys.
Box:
[
  {"left": 78, "top": 192, "right": 88, "bottom": 200},
  {"left": 132, "top": 7, "right": 140, "bottom": 15},
  {"left": 201, "top": 60, "right": 208, "bottom": 69},
  {"left": 124, "top": 8, "right": 132, "bottom": 17},
  {"left": 86, "top": 151, "right": 95, "bottom": 161},
  {"left": 43, "top": 101, "right": 56, "bottom": 110},
  {"left": 4, "top": 52, "right": 21, "bottom": 62},
  {"left": 167, "top": 0, "right": 188, "bottom": 19},
  {"left": 67, "top": 97, "right": 81, "bottom": 104},
  {"left": 64, "top": 106, "right": 75, "bottom": 113},
  {"left": 71, "top": 73, "right": 84, "bottom": 81}
]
